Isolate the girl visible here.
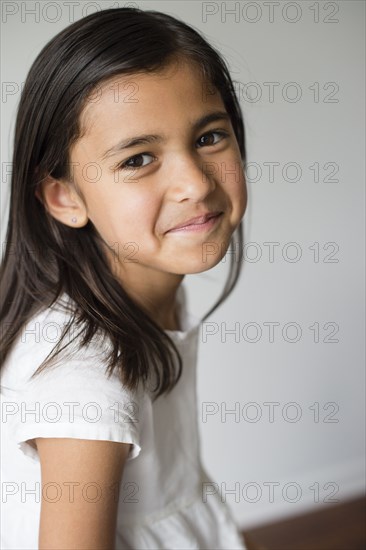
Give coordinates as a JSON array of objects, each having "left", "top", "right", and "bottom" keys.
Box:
[{"left": 0, "top": 7, "right": 248, "bottom": 549}]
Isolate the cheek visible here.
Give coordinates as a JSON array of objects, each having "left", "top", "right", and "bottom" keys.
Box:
[
  {"left": 90, "top": 185, "right": 159, "bottom": 241},
  {"left": 221, "top": 155, "right": 247, "bottom": 210},
  {"left": 237, "top": 169, "right": 248, "bottom": 212}
]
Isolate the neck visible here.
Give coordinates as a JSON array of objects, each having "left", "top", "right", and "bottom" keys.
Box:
[
  {"left": 135, "top": 284, "right": 183, "bottom": 331},
  {"left": 109, "top": 256, "right": 185, "bottom": 331}
]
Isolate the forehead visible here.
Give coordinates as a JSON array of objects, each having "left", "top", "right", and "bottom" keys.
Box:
[{"left": 78, "top": 60, "right": 224, "bottom": 139}]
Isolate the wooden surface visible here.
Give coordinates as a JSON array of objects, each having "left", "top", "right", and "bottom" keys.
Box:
[{"left": 241, "top": 496, "right": 366, "bottom": 550}]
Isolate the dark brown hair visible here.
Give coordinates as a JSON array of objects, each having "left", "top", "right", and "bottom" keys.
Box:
[{"left": 0, "top": 7, "right": 246, "bottom": 401}]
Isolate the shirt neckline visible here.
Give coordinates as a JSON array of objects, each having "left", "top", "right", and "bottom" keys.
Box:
[{"left": 57, "top": 284, "right": 201, "bottom": 341}]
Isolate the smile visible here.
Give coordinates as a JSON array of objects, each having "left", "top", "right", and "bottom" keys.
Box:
[{"left": 165, "top": 212, "right": 223, "bottom": 234}]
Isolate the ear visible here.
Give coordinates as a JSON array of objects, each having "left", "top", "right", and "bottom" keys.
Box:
[{"left": 35, "top": 176, "right": 88, "bottom": 228}]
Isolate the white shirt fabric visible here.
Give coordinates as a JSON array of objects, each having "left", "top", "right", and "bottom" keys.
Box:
[{"left": 0, "top": 283, "right": 247, "bottom": 549}]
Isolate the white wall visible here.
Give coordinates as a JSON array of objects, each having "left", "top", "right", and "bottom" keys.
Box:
[{"left": 1, "top": 0, "right": 365, "bottom": 530}]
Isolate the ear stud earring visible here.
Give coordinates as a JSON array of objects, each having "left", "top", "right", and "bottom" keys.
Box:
[{"left": 71, "top": 217, "right": 77, "bottom": 223}]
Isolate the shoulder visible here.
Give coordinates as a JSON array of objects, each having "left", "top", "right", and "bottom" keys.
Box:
[
  {"left": 1, "top": 293, "right": 144, "bottom": 464},
  {"left": 2, "top": 292, "right": 112, "bottom": 387}
]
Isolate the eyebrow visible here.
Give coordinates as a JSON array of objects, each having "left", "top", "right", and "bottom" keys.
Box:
[{"left": 100, "top": 110, "right": 231, "bottom": 161}]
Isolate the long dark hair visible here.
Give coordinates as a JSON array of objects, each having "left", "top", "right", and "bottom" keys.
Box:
[{"left": 0, "top": 7, "right": 246, "bottom": 401}]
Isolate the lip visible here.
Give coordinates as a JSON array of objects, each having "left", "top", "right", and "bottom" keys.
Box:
[{"left": 166, "top": 211, "right": 223, "bottom": 233}]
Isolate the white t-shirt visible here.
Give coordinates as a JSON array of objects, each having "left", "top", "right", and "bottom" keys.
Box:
[{"left": 0, "top": 283, "right": 246, "bottom": 549}]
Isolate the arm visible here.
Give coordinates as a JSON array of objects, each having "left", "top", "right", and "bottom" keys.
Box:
[{"left": 35, "top": 437, "right": 131, "bottom": 550}]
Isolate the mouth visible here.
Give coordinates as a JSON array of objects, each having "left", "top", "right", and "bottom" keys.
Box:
[{"left": 165, "top": 212, "right": 224, "bottom": 234}]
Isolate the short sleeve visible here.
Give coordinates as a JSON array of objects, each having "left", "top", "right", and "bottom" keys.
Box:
[{"left": 10, "top": 340, "right": 143, "bottom": 464}]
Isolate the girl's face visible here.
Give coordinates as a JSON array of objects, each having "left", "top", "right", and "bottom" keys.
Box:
[{"left": 68, "top": 59, "right": 247, "bottom": 292}]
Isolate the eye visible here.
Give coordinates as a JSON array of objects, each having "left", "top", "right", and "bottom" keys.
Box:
[
  {"left": 196, "top": 129, "right": 229, "bottom": 148},
  {"left": 116, "top": 153, "right": 156, "bottom": 171}
]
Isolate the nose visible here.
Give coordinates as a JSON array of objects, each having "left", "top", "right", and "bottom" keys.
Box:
[{"left": 165, "top": 151, "right": 217, "bottom": 202}]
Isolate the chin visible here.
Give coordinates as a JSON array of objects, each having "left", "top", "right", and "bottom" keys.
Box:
[{"left": 170, "top": 244, "right": 230, "bottom": 274}]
